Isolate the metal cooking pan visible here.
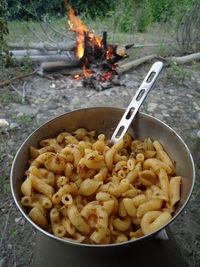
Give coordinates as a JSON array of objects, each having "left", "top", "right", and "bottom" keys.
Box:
[{"left": 10, "top": 107, "right": 195, "bottom": 248}]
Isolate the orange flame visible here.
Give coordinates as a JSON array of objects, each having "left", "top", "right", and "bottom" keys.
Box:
[
  {"left": 68, "top": 7, "right": 102, "bottom": 61},
  {"left": 83, "top": 58, "right": 93, "bottom": 78},
  {"left": 73, "top": 74, "right": 81, "bottom": 80},
  {"left": 67, "top": 6, "right": 107, "bottom": 80},
  {"left": 106, "top": 46, "right": 114, "bottom": 60},
  {"left": 68, "top": 7, "right": 88, "bottom": 59}
]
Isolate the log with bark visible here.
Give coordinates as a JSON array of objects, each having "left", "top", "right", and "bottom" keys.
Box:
[
  {"left": 110, "top": 43, "right": 134, "bottom": 57},
  {"left": 6, "top": 40, "right": 134, "bottom": 63},
  {"left": 116, "top": 55, "right": 158, "bottom": 74},
  {"left": 116, "top": 52, "right": 200, "bottom": 74},
  {"left": 39, "top": 51, "right": 200, "bottom": 74},
  {"left": 38, "top": 43, "right": 134, "bottom": 72},
  {"left": 9, "top": 49, "right": 72, "bottom": 57},
  {"left": 168, "top": 52, "right": 200, "bottom": 64},
  {"left": 7, "top": 41, "right": 76, "bottom": 51},
  {"left": 40, "top": 61, "right": 81, "bottom": 73},
  {"left": 12, "top": 52, "right": 80, "bottom": 64}
]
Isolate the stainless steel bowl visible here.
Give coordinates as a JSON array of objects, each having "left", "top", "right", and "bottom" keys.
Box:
[{"left": 10, "top": 107, "right": 195, "bottom": 247}]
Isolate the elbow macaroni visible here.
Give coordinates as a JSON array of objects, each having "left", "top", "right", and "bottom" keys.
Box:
[{"left": 20, "top": 128, "right": 182, "bottom": 244}]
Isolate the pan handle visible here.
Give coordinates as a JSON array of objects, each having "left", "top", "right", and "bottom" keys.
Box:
[{"left": 110, "top": 61, "right": 163, "bottom": 144}]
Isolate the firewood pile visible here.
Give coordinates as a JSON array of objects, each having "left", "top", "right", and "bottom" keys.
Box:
[
  {"left": 5, "top": 8, "right": 136, "bottom": 91},
  {"left": 2, "top": 6, "right": 200, "bottom": 90}
]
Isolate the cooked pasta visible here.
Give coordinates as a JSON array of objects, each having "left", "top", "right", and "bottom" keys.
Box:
[{"left": 21, "top": 128, "right": 181, "bottom": 244}]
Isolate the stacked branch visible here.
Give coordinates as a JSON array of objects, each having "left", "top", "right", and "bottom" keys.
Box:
[
  {"left": 6, "top": 37, "right": 134, "bottom": 73},
  {"left": 7, "top": 41, "right": 76, "bottom": 51}
]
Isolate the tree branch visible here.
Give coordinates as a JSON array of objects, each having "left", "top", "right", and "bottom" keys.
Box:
[
  {"left": 0, "top": 70, "right": 37, "bottom": 88},
  {"left": 43, "top": 17, "right": 75, "bottom": 41},
  {"left": 25, "top": 24, "right": 45, "bottom": 43}
]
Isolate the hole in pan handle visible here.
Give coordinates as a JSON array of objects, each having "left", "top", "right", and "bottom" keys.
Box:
[{"left": 110, "top": 61, "right": 164, "bottom": 144}]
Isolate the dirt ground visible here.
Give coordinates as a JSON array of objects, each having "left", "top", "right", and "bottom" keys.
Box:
[{"left": 0, "top": 61, "right": 200, "bottom": 266}]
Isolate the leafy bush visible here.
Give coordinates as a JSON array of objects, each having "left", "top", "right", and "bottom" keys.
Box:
[
  {"left": 0, "top": 0, "right": 65, "bottom": 19},
  {"left": 68, "top": 0, "right": 115, "bottom": 18},
  {"left": 0, "top": 0, "right": 199, "bottom": 35},
  {"left": 0, "top": 18, "right": 10, "bottom": 68},
  {"left": 137, "top": 0, "right": 152, "bottom": 32},
  {"left": 116, "top": 1, "right": 134, "bottom": 33},
  {"left": 118, "top": 0, "right": 152, "bottom": 33},
  {"left": 0, "top": 0, "right": 116, "bottom": 20},
  {"left": 150, "top": 0, "right": 175, "bottom": 22}
]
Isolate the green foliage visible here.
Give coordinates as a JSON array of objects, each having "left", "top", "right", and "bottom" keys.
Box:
[
  {"left": 15, "top": 114, "right": 33, "bottom": 125},
  {"left": 0, "top": 92, "right": 22, "bottom": 104},
  {"left": 0, "top": 18, "right": 10, "bottom": 67},
  {"left": 0, "top": 176, "right": 10, "bottom": 195},
  {"left": 137, "top": 0, "right": 152, "bottom": 32},
  {"left": 0, "top": 0, "right": 199, "bottom": 34},
  {"left": 166, "top": 63, "right": 193, "bottom": 84},
  {"left": 157, "top": 42, "right": 169, "bottom": 57},
  {"left": 118, "top": 1, "right": 135, "bottom": 33},
  {"left": 116, "top": 0, "right": 200, "bottom": 33},
  {"left": 117, "top": 0, "right": 153, "bottom": 33},
  {"left": 68, "top": 0, "right": 115, "bottom": 19},
  {"left": 150, "top": 0, "right": 175, "bottom": 22},
  {"left": 0, "top": 0, "right": 115, "bottom": 20},
  {"left": 0, "top": 18, "right": 9, "bottom": 40},
  {"left": 0, "top": 0, "right": 65, "bottom": 19},
  {"left": 9, "top": 225, "right": 18, "bottom": 241}
]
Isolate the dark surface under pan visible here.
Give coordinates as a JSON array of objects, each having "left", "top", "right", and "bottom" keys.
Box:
[{"left": 32, "top": 227, "right": 187, "bottom": 267}]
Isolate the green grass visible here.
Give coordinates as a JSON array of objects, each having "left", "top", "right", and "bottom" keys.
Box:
[
  {"left": 13, "top": 114, "right": 33, "bottom": 125},
  {"left": 5, "top": 17, "right": 173, "bottom": 46},
  {"left": 166, "top": 63, "right": 191, "bottom": 84},
  {"left": 12, "top": 149, "right": 17, "bottom": 160},
  {"left": 9, "top": 225, "right": 18, "bottom": 241},
  {"left": 0, "top": 92, "right": 22, "bottom": 104},
  {"left": 0, "top": 176, "right": 10, "bottom": 195}
]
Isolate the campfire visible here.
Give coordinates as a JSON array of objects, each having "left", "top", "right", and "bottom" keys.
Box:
[
  {"left": 65, "top": 6, "right": 131, "bottom": 90},
  {"left": 3, "top": 3, "right": 199, "bottom": 91},
  {"left": 4, "top": 5, "right": 136, "bottom": 91}
]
